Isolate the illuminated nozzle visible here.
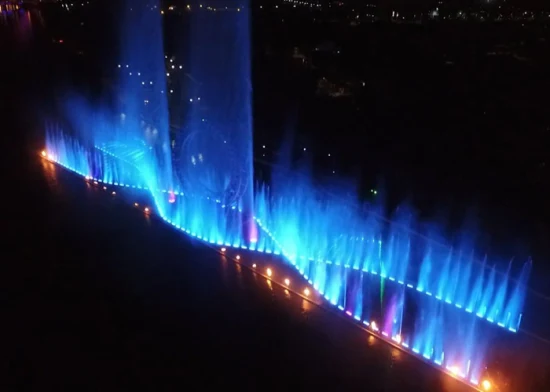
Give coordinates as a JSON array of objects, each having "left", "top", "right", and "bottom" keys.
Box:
[
  {"left": 144, "top": 207, "right": 150, "bottom": 213},
  {"left": 284, "top": 278, "right": 290, "bottom": 286},
  {"left": 236, "top": 255, "right": 240, "bottom": 260},
  {"left": 168, "top": 191, "right": 176, "bottom": 203},
  {"left": 266, "top": 268, "right": 272, "bottom": 277},
  {"left": 371, "top": 321, "right": 378, "bottom": 331},
  {"left": 221, "top": 247, "right": 226, "bottom": 252},
  {"left": 481, "top": 380, "right": 491, "bottom": 391},
  {"left": 41, "top": 150, "right": 47, "bottom": 157},
  {"left": 303, "top": 288, "right": 310, "bottom": 296},
  {"left": 85, "top": 176, "right": 91, "bottom": 180},
  {"left": 394, "top": 334, "right": 402, "bottom": 344},
  {"left": 111, "top": 191, "right": 116, "bottom": 195},
  {"left": 134, "top": 203, "right": 139, "bottom": 207},
  {"left": 448, "top": 366, "right": 459, "bottom": 376},
  {"left": 252, "top": 263, "right": 256, "bottom": 268}
]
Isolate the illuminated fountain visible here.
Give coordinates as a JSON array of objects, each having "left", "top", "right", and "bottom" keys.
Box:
[
  {"left": 44, "top": 124, "right": 531, "bottom": 389},
  {"left": 177, "top": 0, "right": 256, "bottom": 244},
  {"left": 41, "top": 1, "right": 533, "bottom": 391},
  {"left": 59, "top": 0, "right": 174, "bottom": 216}
]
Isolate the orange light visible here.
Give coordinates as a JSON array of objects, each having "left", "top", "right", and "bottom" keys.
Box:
[
  {"left": 303, "top": 288, "right": 310, "bottom": 296},
  {"left": 41, "top": 150, "right": 47, "bottom": 157},
  {"left": 266, "top": 268, "right": 272, "bottom": 277},
  {"left": 481, "top": 380, "right": 491, "bottom": 391},
  {"left": 448, "top": 366, "right": 459, "bottom": 376},
  {"left": 284, "top": 278, "right": 290, "bottom": 286}
]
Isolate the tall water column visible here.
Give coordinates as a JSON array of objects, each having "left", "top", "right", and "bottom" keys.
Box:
[{"left": 183, "top": 0, "right": 256, "bottom": 243}]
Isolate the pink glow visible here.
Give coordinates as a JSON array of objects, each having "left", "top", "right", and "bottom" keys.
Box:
[
  {"left": 384, "top": 295, "right": 398, "bottom": 334},
  {"left": 168, "top": 191, "right": 176, "bottom": 203},
  {"left": 248, "top": 220, "right": 258, "bottom": 243}
]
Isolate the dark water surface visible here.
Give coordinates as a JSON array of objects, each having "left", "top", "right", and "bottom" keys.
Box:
[{"left": 0, "top": 8, "right": 475, "bottom": 392}]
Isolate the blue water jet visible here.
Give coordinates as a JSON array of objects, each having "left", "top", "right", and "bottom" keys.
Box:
[{"left": 181, "top": 0, "right": 255, "bottom": 243}]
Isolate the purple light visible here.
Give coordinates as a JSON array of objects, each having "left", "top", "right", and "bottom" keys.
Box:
[{"left": 168, "top": 190, "right": 176, "bottom": 203}]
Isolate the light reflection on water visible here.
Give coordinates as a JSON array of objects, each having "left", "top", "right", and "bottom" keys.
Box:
[
  {"left": 0, "top": 8, "right": 34, "bottom": 45},
  {"left": 368, "top": 335, "right": 377, "bottom": 347},
  {"left": 391, "top": 347, "right": 403, "bottom": 362}
]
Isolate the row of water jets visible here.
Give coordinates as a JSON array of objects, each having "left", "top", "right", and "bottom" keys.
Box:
[{"left": 45, "top": 0, "right": 532, "bottom": 387}]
